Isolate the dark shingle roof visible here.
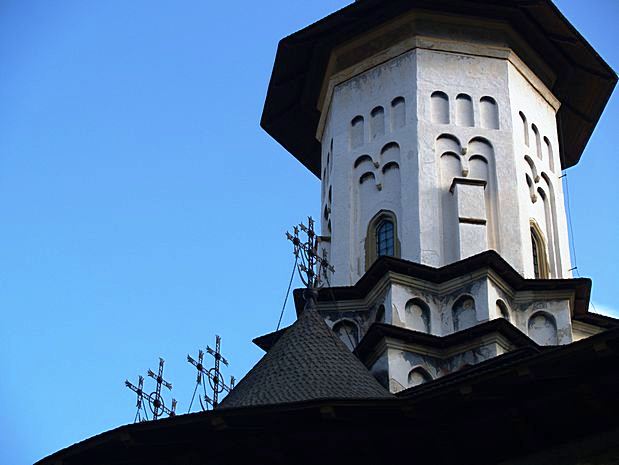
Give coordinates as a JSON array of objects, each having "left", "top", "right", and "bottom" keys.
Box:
[{"left": 220, "top": 308, "right": 392, "bottom": 408}]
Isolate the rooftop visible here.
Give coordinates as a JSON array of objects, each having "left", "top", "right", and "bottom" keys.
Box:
[{"left": 220, "top": 305, "right": 392, "bottom": 408}]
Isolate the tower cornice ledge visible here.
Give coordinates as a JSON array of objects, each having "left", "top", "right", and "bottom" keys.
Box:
[
  {"left": 292, "top": 250, "right": 592, "bottom": 317},
  {"left": 354, "top": 319, "right": 538, "bottom": 369}
]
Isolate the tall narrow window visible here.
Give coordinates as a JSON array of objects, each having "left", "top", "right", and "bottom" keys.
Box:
[
  {"left": 376, "top": 219, "right": 395, "bottom": 257},
  {"left": 531, "top": 229, "right": 541, "bottom": 278},
  {"left": 531, "top": 225, "right": 548, "bottom": 278}
]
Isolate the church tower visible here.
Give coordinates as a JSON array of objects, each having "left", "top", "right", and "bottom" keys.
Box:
[
  {"left": 36, "top": 3, "right": 619, "bottom": 464},
  {"left": 261, "top": 0, "right": 616, "bottom": 392}
]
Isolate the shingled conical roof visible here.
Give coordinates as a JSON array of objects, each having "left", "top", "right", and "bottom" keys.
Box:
[{"left": 220, "top": 307, "right": 392, "bottom": 408}]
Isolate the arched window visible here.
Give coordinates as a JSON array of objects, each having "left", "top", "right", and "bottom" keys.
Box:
[
  {"left": 332, "top": 320, "right": 359, "bottom": 351},
  {"left": 530, "top": 222, "right": 549, "bottom": 279},
  {"left": 365, "top": 211, "right": 400, "bottom": 270},
  {"left": 376, "top": 219, "right": 395, "bottom": 257}
]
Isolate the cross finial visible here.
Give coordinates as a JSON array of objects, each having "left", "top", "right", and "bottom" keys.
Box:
[
  {"left": 125, "top": 358, "right": 176, "bottom": 422},
  {"left": 125, "top": 375, "right": 146, "bottom": 422},
  {"left": 286, "top": 216, "right": 335, "bottom": 309},
  {"left": 145, "top": 357, "right": 176, "bottom": 420},
  {"left": 187, "top": 335, "right": 235, "bottom": 412}
]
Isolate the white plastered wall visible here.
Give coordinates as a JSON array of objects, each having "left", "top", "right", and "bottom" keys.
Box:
[
  {"left": 321, "top": 52, "right": 419, "bottom": 286},
  {"left": 507, "top": 64, "right": 572, "bottom": 279},
  {"left": 320, "top": 36, "right": 571, "bottom": 286}
]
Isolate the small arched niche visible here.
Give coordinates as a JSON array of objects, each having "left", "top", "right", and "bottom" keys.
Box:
[
  {"left": 391, "top": 97, "right": 406, "bottom": 130},
  {"left": 351, "top": 115, "right": 364, "bottom": 149},
  {"left": 526, "top": 174, "right": 537, "bottom": 203},
  {"left": 436, "top": 133, "right": 461, "bottom": 155},
  {"left": 359, "top": 171, "right": 375, "bottom": 185},
  {"left": 455, "top": 94, "right": 474, "bottom": 127},
  {"left": 354, "top": 154, "right": 374, "bottom": 169},
  {"left": 405, "top": 299, "right": 431, "bottom": 333},
  {"left": 371, "top": 106, "right": 385, "bottom": 139},
  {"left": 380, "top": 142, "right": 401, "bottom": 163},
  {"left": 452, "top": 296, "right": 476, "bottom": 332},
  {"left": 480, "top": 96, "right": 499, "bottom": 129},
  {"left": 544, "top": 137, "right": 555, "bottom": 173},
  {"left": 382, "top": 161, "right": 400, "bottom": 174},
  {"left": 408, "top": 366, "right": 433, "bottom": 388},
  {"left": 437, "top": 134, "right": 462, "bottom": 183},
  {"left": 519, "top": 112, "right": 529, "bottom": 146},
  {"left": 496, "top": 300, "right": 510, "bottom": 321},
  {"left": 376, "top": 305, "right": 386, "bottom": 323},
  {"left": 524, "top": 155, "right": 539, "bottom": 182},
  {"left": 532, "top": 124, "right": 542, "bottom": 160},
  {"left": 431, "top": 91, "right": 450, "bottom": 124},
  {"left": 332, "top": 320, "right": 359, "bottom": 351},
  {"left": 528, "top": 312, "right": 558, "bottom": 345},
  {"left": 468, "top": 155, "right": 489, "bottom": 181}
]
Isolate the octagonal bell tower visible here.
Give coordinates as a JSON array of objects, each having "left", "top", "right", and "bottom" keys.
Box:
[
  {"left": 321, "top": 37, "right": 574, "bottom": 286},
  {"left": 261, "top": 0, "right": 616, "bottom": 392}
]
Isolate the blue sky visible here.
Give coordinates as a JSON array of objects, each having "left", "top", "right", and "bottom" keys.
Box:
[{"left": 1, "top": 1, "right": 617, "bottom": 464}]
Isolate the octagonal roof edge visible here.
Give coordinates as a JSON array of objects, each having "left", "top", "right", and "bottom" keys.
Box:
[{"left": 261, "top": 0, "right": 617, "bottom": 178}]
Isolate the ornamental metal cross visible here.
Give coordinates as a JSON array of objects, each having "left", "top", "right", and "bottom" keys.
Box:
[
  {"left": 146, "top": 358, "right": 177, "bottom": 420},
  {"left": 125, "top": 375, "right": 147, "bottom": 422},
  {"left": 187, "top": 336, "right": 235, "bottom": 411},
  {"left": 286, "top": 217, "right": 335, "bottom": 306}
]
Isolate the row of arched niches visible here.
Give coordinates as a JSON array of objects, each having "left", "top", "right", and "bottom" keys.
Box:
[
  {"left": 431, "top": 91, "right": 500, "bottom": 130},
  {"left": 347, "top": 92, "right": 499, "bottom": 150},
  {"left": 329, "top": 295, "right": 559, "bottom": 389},
  {"left": 349, "top": 97, "right": 406, "bottom": 149},
  {"left": 519, "top": 110, "right": 562, "bottom": 278}
]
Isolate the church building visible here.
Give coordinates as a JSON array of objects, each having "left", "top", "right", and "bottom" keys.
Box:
[{"left": 39, "top": 1, "right": 619, "bottom": 464}]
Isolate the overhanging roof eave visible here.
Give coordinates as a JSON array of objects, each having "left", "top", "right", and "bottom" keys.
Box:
[{"left": 262, "top": 0, "right": 617, "bottom": 177}]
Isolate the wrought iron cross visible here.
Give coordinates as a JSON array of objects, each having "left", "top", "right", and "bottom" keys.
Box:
[
  {"left": 187, "top": 336, "right": 235, "bottom": 411},
  {"left": 125, "top": 375, "right": 147, "bottom": 422},
  {"left": 286, "top": 217, "right": 335, "bottom": 307},
  {"left": 187, "top": 349, "right": 212, "bottom": 412},
  {"left": 146, "top": 358, "right": 177, "bottom": 420},
  {"left": 206, "top": 335, "right": 234, "bottom": 408}
]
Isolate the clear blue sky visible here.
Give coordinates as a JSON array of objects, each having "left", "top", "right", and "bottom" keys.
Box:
[{"left": 1, "top": 1, "right": 617, "bottom": 463}]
